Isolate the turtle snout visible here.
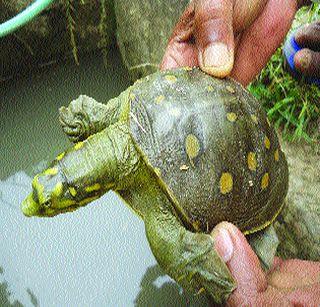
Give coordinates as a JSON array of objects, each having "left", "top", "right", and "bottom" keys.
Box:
[{"left": 21, "top": 193, "right": 40, "bottom": 217}]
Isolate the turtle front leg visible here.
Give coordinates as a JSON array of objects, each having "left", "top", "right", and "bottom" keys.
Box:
[
  {"left": 59, "top": 88, "right": 131, "bottom": 143},
  {"left": 144, "top": 205, "right": 236, "bottom": 304}
]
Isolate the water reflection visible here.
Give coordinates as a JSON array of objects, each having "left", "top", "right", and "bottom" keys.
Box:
[
  {"left": 0, "top": 267, "right": 23, "bottom": 307},
  {"left": 0, "top": 171, "right": 210, "bottom": 306},
  {"left": 135, "top": 265, "right": 209, "bottom": 307}
]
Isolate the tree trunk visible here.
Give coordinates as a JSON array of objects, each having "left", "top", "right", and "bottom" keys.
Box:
[{"left": 114, "top": 0, "right": 189, "bottom": 81}]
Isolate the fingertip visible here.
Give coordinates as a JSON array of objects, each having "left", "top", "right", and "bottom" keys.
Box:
[
  {"left": 160, "top": 55, "right": 179, "bottom": 71},
  {"left": 199, "top": 43, "right": 234, "bottom": 77},
  {"left": 212, "top": 222, "right": 267, "bottom": 294},
  {"left": 211, "top": 222, "right": 235, "bottom": 263},
  {"left": 294, "top": 48, "right": 312, "bottom": 74},
  {"left": 294, "top": 23, "right": 310, "bottom": 45}
]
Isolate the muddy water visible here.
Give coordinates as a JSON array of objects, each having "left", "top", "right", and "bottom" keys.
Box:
[{"left": 0, "top": 51, "right": 209, "bottom": 306}]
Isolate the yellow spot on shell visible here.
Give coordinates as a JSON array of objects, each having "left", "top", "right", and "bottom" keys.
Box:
[
  {"left": 74, "top": 142, "right": 84, "bottom": 150},
  {"left": 155, "top": 95, "right": 165, "bottom": 104},
  {"left": 180, "top": 165, "right": 189, "bottom": 171},
  {"left": 226, "top": 86, "right": 235, "bottom": 93},
  {"left": 264, "top": 136, "right": 271, "bottom": 150},
  {"left": 261, "top": 173, "right": 269, "bottom": 190},
  {"left": 154, "top": 167, "right": 162, "bottom": 176},
  {"left": 69, "top": 187, "right": 77, "bottom": 197},
  {"left": 53, "top": 182, "right": 63, "bottom": 197},
  {"left": 220, "top": 173, "right": 233, "bottom": 194},
  {"left": 247, "top": 152, "right": 257, "bottom": 171},
  {"left": 165, "top": 75, "right": 177, "bottom": 83},
  {"left": 185, "top": 134, "right": 200, "bottom": 160},
  {"left": 43, "top": 167, "right": 58, "bottom": 176},
  {"left": 85, "top": 183, "right": 101, "bottom": 193},
  {"left": 274, "top": 149, "right": 280, "bottom": 162},
  {"left": 227, "top": 112, "right": 237, "bottom": 122},
  {"left": 56, "top": 152, "right": 65, "bottom": 161},
  {"left": 251, "top": 115, "right": 258, "bottom": 124},
  {"left": 207, "top": 85, "right": 214, "bottom": 92}
]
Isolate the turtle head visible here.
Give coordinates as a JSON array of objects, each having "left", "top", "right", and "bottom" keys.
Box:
[{"left": 21, "top": 166, "right": 78, "bottom": 217}]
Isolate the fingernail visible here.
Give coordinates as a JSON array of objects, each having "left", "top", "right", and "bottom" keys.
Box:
[
  {"left": 295, "top": 50, "right": 311, "bottom": 71},
  {"left": 202, "top": 43, "right": 232, "bottom": 68},
  {"left": 212, "top": 227, "right": 234, "bottom": 263}
]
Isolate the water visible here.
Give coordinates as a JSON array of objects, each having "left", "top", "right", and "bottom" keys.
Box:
[{"left": 0, "top": 50, "right": 209, "bottom": 306}]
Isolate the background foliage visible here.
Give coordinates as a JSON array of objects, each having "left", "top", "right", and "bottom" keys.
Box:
[{"left": 248, "top": 4, "right": 320, "bottom": 142}]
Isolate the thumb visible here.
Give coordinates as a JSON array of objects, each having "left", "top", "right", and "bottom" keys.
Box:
[
  {"left": 194, "top": 0, "right": 235, "bottom": 77},
  {"left": 211, "top": 222, "right": 267, "bottom": 300}
]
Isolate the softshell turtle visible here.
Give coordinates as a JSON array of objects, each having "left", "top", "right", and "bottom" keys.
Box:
[{"left": 21, "top": 67, "right": 288, "bottom": 303}]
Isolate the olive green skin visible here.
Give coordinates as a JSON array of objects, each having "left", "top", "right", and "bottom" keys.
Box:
[
  {"left": 21, "top": 67, "right": 289, "bottom": 304},
  {"left": 129, "top": 68, "right": 288, "bottom": 234}
]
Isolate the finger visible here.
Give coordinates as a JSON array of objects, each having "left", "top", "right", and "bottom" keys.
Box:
[
  {"left": 194, "top": 0, "right": 234, "bottom": 77},
  {"left": 160, "top": 3, "right": 198, "bottom": 71},
  {"left": 294, "top": 48, "right": 320, "bottom": 77},
  {"left": 231, "top": 0, "right": 297, "bottom": 86},
  {"left": 297, "top": 0, "right": 314, "bottom": 9},
  {"left": 268, "top": 258, "right": 320, "bottom": 290},
  {"left": 295, "top": 22, "right": 320, "bottom": 51},
  {"left": 287, "top": 284, "right": 320, "bottom": 306},
  {"left": 211, "top": 222, "right": 267, "bottom": 301},
  {"left": 269, "top": 257, "right": 283, "bottom": 273}
]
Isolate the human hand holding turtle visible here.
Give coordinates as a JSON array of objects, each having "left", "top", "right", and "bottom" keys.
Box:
[
  {"left": 212, "top": 222, "right": 320, "bottom": 306},
  {"left": 161, "top": 0, "right": 315, "bottom": 86},
  {"left": 161, "top": 0, "right": 320, "bottom": 304}
]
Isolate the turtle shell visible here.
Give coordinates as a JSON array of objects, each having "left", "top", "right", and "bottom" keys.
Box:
[{"left": 129, "top": 67, "right": 289, "bottom": 234}]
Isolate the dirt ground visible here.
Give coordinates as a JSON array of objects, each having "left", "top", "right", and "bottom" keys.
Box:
[{"left": 275, "top": 138, "right": 319, "bottom": 261}]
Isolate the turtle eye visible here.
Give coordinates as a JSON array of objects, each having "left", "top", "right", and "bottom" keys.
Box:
[{"left": 43, "top": 200, "right": 52, "bottom": 208}]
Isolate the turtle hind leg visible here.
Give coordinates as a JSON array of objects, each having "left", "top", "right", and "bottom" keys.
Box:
[
  {"left": 144, "top": 204, "right": 236, "bottom": 304},
  {"left": 247, "top": 225, "right": 279, "bottom": 271}
]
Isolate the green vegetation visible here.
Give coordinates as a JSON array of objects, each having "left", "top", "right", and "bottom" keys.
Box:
[
  {"left": 248, "top": 4, "right": 320, "bottom": 142},
  {"left": 64, "top": 0, "right": 79, "bottom": 65},
  {"left": 64, "top": 0, "right": 110, "bottom": 65}
]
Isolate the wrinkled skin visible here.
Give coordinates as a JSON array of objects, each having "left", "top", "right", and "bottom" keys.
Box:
[{"left": 213, "top": 222, "right": 320, "bottom": 306}]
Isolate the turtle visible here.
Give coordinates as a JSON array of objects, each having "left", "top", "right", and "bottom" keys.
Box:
[{"left": 21, "top": 67, "right": 288, "bottom": 304}]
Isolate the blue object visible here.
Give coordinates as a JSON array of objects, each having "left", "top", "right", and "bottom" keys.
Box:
[
  {"left": 283, "top": 29, "right": 320, "bottom": 86},
  {"left": 0, "top": 0, "right": 55, "bottom": 38}
]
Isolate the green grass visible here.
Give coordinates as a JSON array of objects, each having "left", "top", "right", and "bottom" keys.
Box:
[{"left": 248, "top": 3, "right": 320, "bottom": 143}]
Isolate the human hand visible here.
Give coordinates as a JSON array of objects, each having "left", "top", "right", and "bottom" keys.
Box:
[
  {"left": 161, "top": 0, "right": 311, "bottom": 86},
  {"left": 294, "top": 21, "right": 320, "bottom": 79},
  {"left": 211, "top": 222, "right": 320, "bottom": 306}
]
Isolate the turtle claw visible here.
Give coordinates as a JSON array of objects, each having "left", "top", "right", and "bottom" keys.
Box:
[
  {"left": 59, "top": 101, "right": 91, "bottom": 143},
  {"left": 59, "top": 95, "right": 112, "bottom": 143}
]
